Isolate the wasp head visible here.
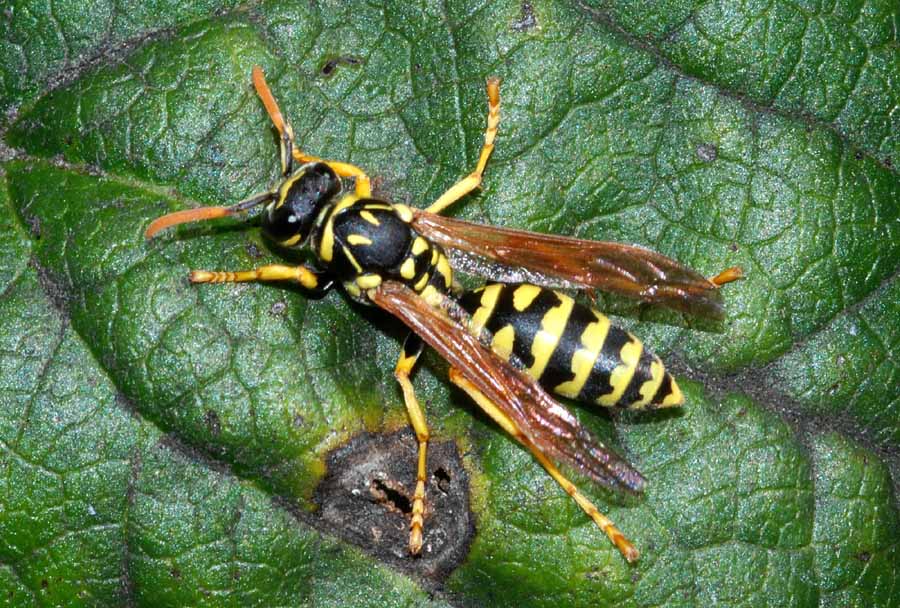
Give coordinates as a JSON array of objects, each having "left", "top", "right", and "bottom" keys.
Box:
[{"left": 261, "top": 162, "right": 341, "bottom": 247}]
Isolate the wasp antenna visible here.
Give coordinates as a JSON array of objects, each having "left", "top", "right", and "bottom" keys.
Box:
[
  {"left": 144, "top": 192, "right": 272, "bottom": 239},
  {"left": 252, "top": 65, "right": 287, "bottom": 136},
  {"left": 710, "top": 266, "right": 744, "bottom": 287},
  {"left": 145, "top": 207, "right": 232, "bottom": 239}
]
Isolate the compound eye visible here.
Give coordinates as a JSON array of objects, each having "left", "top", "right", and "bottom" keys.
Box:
[{"left": 261, "top": 163, "right": 342, "bottom": 246}]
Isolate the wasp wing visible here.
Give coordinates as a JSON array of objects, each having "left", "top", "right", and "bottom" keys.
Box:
[
  {"left": 412, "top": 210, "right": 725, "bottom": 319},
  {"left": 370, "top": 280, "right": 646, "bottom": 494}
]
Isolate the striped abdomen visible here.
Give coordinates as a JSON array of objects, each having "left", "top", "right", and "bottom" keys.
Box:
[{"left": 458, "top": 283, "right": 683, "bottom": 409}]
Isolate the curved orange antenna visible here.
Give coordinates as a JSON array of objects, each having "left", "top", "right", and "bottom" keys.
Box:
[
  {"left": 710, "top": 266, "right": 744, "bottom": 287},
  {"left": 145, "top": 192, "right": 273, "bottom": 239},
  {"left": 145, "top": 207, "right": 234, "bottom": 239},
  {"left": 252, "top": 66, "right": 286, "bottom": 135}
]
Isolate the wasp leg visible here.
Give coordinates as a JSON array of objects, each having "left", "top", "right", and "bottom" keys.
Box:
[
  {"left": 447, "top": 367, "right": 640, "bottom": 563},
  {"left": 189, "top": 264, "right": 333, "bottom": 296},
  {"left": 394, "top": 333, "right": 430, "bottom": 555},
  {"left": 426, "top": 77, "right": 501, "bottom": 215},
  {"left": 251, "top": 66, "right": 373, "bottom": 197}
]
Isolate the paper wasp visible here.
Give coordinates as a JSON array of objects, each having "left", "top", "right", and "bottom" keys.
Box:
[{"left": 145, "top": 67, "right": 741, "bottom": 562}]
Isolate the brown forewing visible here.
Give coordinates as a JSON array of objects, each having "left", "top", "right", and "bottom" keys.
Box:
[
  {"left": 370, "top": 281, "right": 646, "bottom": 494},
  {"left": 412, "top": 210, "right": 724, "bottom": 319}
]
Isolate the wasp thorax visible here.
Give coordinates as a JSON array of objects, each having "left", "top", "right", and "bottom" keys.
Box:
[{"left": 262, "top": 162, "right": 341, "bottom": 246}]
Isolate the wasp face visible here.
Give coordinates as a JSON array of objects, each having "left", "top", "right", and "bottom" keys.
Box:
[{"left": 262, "top": 162, "right": 341, "bottom": 247}]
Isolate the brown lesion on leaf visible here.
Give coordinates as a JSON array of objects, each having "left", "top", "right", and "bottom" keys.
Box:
[
  {"left": 313, "top": 428, "right": 474, "bottom": 581},
  {"left": 511, "top": 0, "right": 538, "bottom": 32},
  {"left": 320, "top": 56, "right": 362, "bottom": 77}
]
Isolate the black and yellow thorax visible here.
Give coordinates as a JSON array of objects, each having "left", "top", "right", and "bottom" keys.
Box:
[{"left": 309, "top": 195, "right": 454, "bottom": 302}]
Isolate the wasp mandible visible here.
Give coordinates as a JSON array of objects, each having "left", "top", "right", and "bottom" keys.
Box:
[{"left": 145, "top": 67, "right": 742, "bottom": 562}]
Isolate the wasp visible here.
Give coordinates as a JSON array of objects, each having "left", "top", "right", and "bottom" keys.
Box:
[{"left": 145, "top": 67, "right": 742, "bottom": 562}]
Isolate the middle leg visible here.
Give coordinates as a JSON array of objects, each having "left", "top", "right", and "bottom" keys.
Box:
[{"left": 394, "top": 333, "right": 430, "bottom": 555}]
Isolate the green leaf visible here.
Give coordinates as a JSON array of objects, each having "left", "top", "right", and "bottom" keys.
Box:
[{"left": 2, "top": 1, "right": 898, "bottom": 606}]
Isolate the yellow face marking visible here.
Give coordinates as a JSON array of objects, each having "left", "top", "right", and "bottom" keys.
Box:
[
  {"left": 341, "top": 245, "right": 363, "bottom": 273},
  {"left": 276, "top": 170, "right": 305, "bottom": 208},
  {"left": 597, "top": 337, "right": 643, "bottom": 406},
  {"left": 400, "top": 257, "right": 417, "bottom": 279},
  {"left": 347, "top": 234, "right": 373, "bottom": 246},
  {"left": 413, "top": 272, "right": 430, "bottom": 292},
  {"left": 279, "top": 233, "right": 303, "bottom": 247},
  {"left": 319, "top": 194, "right": 359, "bottom": 262},
  {"left": 554, "top": 310, "right": 611, "bottom": 399},
  {"left": 359, "top": 210, "right": 380, "bottom": 226},
  {"left": 470, "top": 284, "right": 502, "bottom": 334},
  {"left": 491, "top": 324, "right": 516, "bottom": 361},
  {"left": 356, "top": 274, "right": 383, "bottom": 289},
  {"left": 660, "top": 376, "right": 684, "bottom": 407},
  {"left": 631, "top": 358, "right": 665, "bottom": 409},
  {"left": 411, "top": 237, "right": 429, "bottom": 256},
  {"left": 528, "top": 293, "right": 575, "bottom": 381},
  {"left": 393, "top": 204, "right": 413, "bottom": 222},
  {"left": 512, "top": 284, "right": 542, "bottom": 311},
  {"left": 436, "top": 254, "right": 453, "bottom": 288}
]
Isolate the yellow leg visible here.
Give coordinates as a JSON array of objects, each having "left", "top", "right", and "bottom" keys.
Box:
[
  {"left": 252, "top": 66, "right": 372, "bottom": 198},
  {"left": 426, "top": 77, "right": 501, "bottom": 214},
  {"left": 448, "top": 367, "right": 640, "bottom": 563},
  {"left": 394, "top": 335, "right": 429, "bottom": 555},
  {"left": 189, "top": 264, "right": 327, "bottom": 294}
]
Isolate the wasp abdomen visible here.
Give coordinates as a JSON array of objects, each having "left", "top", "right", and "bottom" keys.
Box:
[{"left": 459, "top": 283, "right": 683, "bottom": 409}]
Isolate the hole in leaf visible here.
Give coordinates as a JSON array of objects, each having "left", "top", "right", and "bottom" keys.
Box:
[{"left": 370, "top": 478, "right": 412, "bottom": 514}]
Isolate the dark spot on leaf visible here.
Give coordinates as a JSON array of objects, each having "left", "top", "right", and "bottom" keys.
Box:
[
  {"left": 321, "top": 55, "right": 362, "bottom": 77},
  {"left": 204, "top": 409, "right": 221, "bottom": 436},
  {"left": 170, "top": 566, "right": 181, "bottom": 579},
  {"left": 370, "top": 478, "right": 412, "bottom": 514},
  {"left": 511, "top": 1, "right": 537, "bottom": 32},
  {"left": 293, "top": 412, "right": 305, "bottom": 428},
  {"left": 737, "top": 407, "right": 747, "bottom": 417},
  {"left": 856, "top": 551, "right": 871, "bottom": 562},
  {"left": 245, "top": 242, "right": 262, "bottom": 259},
  {"left": 696, "top": 143, "right": 718, "bottom": 163},
  {"left": 270, "top": 301, "right": 287, "bottom": 316},
  {"left": 40, "top": 580, "right": 48, "bottom": 589},
  {"left": 314, "top": 428, "right": 473, "bottom": 580},
  {"left": 729, "top": 242, "right": 739, "bottom": 252},
  {"left": 64, "top": 135, "right": 73, "bottom": 146},
  {"left": 854, "top": 151, "right": 864, "bottom": 160},
  {"left": 884, "top": 157, "right": 892, "bottom": 168}
]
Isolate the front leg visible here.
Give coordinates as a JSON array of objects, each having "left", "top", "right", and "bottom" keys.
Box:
[{"left": 189, "top": 263, "right": 333, "bottom": 297}]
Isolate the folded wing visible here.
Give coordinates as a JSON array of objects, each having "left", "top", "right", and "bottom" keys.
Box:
[
  {"left": 370, "top": 280, "right": 646, "bottom": 494},
  {"left": 412, "top": 210, "right": 724, "bottom": 319}
]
